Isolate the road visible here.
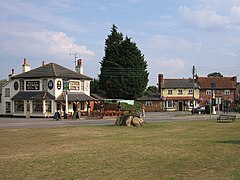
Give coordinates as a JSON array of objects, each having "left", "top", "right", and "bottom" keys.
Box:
[{"left": 0, "top": 112, "right": 238, "bottom": 129}]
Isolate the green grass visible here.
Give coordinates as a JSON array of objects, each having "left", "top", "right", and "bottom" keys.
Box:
[{"left": 0, "top": 120, "right": 240, "bottom": 180}]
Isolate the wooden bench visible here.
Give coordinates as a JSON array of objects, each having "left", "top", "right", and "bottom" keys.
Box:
[{"left": 217, "top": 114, "right": 236, "bottom": 122}]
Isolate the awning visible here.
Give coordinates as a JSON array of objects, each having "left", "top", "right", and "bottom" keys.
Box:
[
  {"left": 166, "top": 96, "right": 193, "bottom": 101},
  {"left": 12, "top": 91, "right": 55, "bottom": 101},
  {"left": 56, "top": 92, "right": 96, "bottom": 102}
]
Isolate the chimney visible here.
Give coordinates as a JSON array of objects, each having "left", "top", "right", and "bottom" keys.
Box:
[
  {"left": 75, "top": 59, "right": 83, "bottom": 74},
  {"left": 158, "top": 74, "right": 163, "bottom": 93},
  {"left": 22, "top": 58, "right": 31, "bottom": 73},
  {"left": 8, "top": 68, "right": 15, "bottom": 79},
  {"left": 42, "top": 61, "right": 45, "bottom": 66}
]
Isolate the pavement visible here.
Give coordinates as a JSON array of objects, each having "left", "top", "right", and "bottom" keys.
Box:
[{"left": 0, "top": 111, "right": 239, "bottom": 129}]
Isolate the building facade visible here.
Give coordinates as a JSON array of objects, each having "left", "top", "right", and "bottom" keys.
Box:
[
  {"left": 158, "top": 74, "right": 199, "bottom": 111},
  {"left": 0, "top": 58, "right": 95, "bottom": 118},
  {"left": 197, "top": 76, "right": 237, "bottom": 112}
]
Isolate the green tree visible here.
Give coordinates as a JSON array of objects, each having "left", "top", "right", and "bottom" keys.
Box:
[
  {"left": 144, "top": 86, "right": 158, "bottom": 96},
  {"left": 99, "top": 25, "right": 149, "bottom": 99},
  {"left": 207, "top": 72, "right": 223, "bottom": 77}
]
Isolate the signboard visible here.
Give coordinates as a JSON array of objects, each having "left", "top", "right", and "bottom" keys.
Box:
[
  {"left": 57, "top": 80, "right": 62, "bottom": 90},
  {"left": 69, "top": 81, "right": 80, "bottom": 91},
  {"left": 63, "top": 81, "right": 69, "bottom": 90},
  {"left": 26, "top": 81, "right": 40, "bottom": 90}
]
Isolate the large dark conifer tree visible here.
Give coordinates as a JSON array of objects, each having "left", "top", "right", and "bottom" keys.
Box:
[{"left": 99, "top": 25, "right": 149, "bottom": 99}]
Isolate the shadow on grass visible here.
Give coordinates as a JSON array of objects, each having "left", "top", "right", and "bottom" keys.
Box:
[{"left": 217, "top": 140, "right": 240, "bottom": 145}]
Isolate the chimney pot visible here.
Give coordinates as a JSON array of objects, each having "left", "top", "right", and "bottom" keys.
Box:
[
  {"left": 42, "top": 61, "right": 45, "bottom": 66},
  {"left": 24, "top": 58, "right": 27, "bottom": 65},
  {"left": 12, "top": 69, "right": 14, "bottom": 75}
]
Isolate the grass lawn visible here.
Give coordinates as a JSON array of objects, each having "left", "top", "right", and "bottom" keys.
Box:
[{"left": 0, "top": 120, "right": 240, "bottom": 180}]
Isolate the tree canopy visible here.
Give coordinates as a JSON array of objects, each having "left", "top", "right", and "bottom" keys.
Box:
[
  {"left": 98, "top": 25, "right": 149, "bottom": 100},
  {"left": 207, "top": 72, "right": 223, "bottom": 77}
]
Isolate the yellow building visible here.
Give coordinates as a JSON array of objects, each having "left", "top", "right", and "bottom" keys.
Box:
[{"left": 158, "top": 74, "right": 199, "bottom": 111}]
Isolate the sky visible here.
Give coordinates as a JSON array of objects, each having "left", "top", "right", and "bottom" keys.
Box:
[{"left": 1, "top": 0, "right": 240, "bottom": 86}]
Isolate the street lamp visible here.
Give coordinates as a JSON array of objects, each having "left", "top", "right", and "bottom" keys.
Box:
[{"left": 211, "top": 83, "right": 216, "bottom": 115}]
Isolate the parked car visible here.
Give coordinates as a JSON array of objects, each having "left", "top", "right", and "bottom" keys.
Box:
[{"left": 191, "top": 106, "right": 206, "bottom": 114}]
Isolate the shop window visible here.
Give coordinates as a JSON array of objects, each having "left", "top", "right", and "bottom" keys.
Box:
[
  {"left": 45, "top": 101, "right": 52, "bottom": 112},
  {"left": 6, "top": 102, "right": 11, "bottom": 114},
  {"left": 5, "top": 88, "right": 10, "bottom": 97},
  {"left": 14, "top": 101, "right": 24, "bottom": 112},
  {"left": 33, "top": 101, "right": 43, "bottom": 113}
]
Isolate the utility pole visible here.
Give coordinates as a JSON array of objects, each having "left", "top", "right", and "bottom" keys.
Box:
[
  {"left": 69, "top": 53, "right": 79, "bottom": 68},
  {"left": 192, "top": 65, "right": 196, "bottom": 112}
]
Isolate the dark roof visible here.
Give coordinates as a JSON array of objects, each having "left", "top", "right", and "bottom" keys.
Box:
[
  {"left": 12, "top": 91, "right": 55, "bottom": 100},
  {"left": 197, "top": 77, "right": 237, "bottom": 89},
  {"left": 91, "top": 93, "right": 108, "bottom": 100},
  {"left": 11, "top": 62, "right": 92, "bottom": 80},
  {"left": 137, "top": 94, "right": 162, "bottom": 101},
  {"left": 163, "top": 79, "right": 197, "bottom": 89},
  {"left": 57, "top": 92, "right": 96, "bottom": 102},
  {"left": 0, "top": 80, "right": 7, "bottom": 94}
]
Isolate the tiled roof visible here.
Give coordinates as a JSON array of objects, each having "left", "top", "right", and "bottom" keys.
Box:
[
  {"left": 163, "top": 79, "right": 196, "bottom": 89},
  {"left": 166, "top": 96, "right": 193, "bottom": 100},
  {"left": 57, "top": 92, "right": 96, "bottom": 102},
  {"left": 11, "top": 62, "right": 92, "bottom": 80},
  {"left": 0, "top": 80, "right": 7, "bottom": 94},
  {"left": 197, "top": 77, "right": 237, "bottom": 89},
  {"left": 12, "top": 91, "right": 55, "bottom": 100}
]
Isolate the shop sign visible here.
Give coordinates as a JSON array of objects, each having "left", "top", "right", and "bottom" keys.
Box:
[
  {"left": 26, "top": 81, "right": 40, "bottom": 90},
  {"left": 63, "top": 81, "right": 69, "bottom": 90},
  {"left": 69, "top": 81, "right": 80, "bottom": 91}
]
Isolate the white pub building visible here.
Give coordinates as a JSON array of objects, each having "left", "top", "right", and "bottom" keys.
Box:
[{"left": 0, "top": 58, "right": 95, "bottom": 118}]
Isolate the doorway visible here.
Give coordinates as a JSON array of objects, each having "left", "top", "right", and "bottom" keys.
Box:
[{"left": 178, "top": 101, "right": 183, "bottom": 111}]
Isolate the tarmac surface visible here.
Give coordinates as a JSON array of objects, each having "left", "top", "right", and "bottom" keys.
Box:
[{"left": 0, "top": 111, "right": 239, "bottom": 129}]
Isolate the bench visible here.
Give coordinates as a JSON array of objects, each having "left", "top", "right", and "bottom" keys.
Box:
[{"left": 217, "top": 114, "right": 236, "bottom": 122}]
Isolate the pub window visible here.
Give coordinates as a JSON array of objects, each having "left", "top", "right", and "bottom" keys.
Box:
[
  {"left": 80, "top": 102, "right": 84, "bottom": 110},
  {"left": 42, "top": 79, "right": 48, "bottom": 91},
  {"left": 6, "top": 102, "right": 11, "bottom": 114},
  {"left": 33, "top": 101, "right": 43, "bottom": 113},
  {"left": 14, "top": 101, "right": 24, "bottom": 112},
  {"left": 5, "top": 88, "right": 10, "bottom": 97},
  {"left": 45, "top": 101, "right": 52, "bottom": 113},
  {"left": 146, "top": 101, "right": 153, "bottom": 107},
  {"left": 20, "top": 80, "right": 24, "bottom": 91},
  {"left": 80, "top": 80, "right": 84, "bottom": 91}
]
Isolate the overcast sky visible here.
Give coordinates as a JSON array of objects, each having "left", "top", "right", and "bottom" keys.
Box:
[{"left": 1, "top": 0, "right": 240, "bottom": 85}]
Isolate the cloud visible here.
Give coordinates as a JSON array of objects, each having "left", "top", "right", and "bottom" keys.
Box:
[
  {"left": 0, "top": 24, "right": 95, "bottom": 59},
  {"left": 210, "top": 48, "right": 237, "bottom": 58},
  {"left": 178, "top": 6, "right": 229, "bottom": 30},
  {"left": 149, "top": 35, "right": 201, "bottom": 51},
  {"left": 158, "top": 58, "right": 186, "bottom": 69}
]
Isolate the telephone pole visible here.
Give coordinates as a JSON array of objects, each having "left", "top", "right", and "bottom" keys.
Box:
[{"left": 192, "top": 65, "right": 196, "bottom": 111}]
